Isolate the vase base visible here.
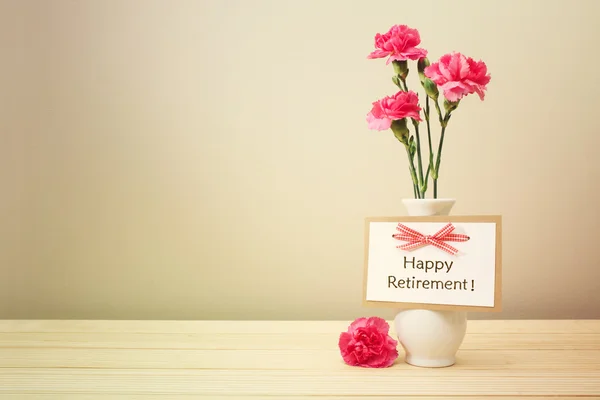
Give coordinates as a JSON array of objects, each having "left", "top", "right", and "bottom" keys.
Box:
[{"left": 405, "top": 354, "right": 456, "bottom": 368}]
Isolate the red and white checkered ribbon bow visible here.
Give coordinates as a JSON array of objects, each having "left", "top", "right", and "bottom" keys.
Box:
[{"left": 392, "top": 223, "right": 470, "bottom": 255}]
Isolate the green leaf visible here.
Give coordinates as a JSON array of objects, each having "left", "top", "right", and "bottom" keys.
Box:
[
  {"left": 420, "top": 180, "right": 428, "bottom": 195},
  {"left": 430, "top": 158, "right": 438, "bottom": 179}
]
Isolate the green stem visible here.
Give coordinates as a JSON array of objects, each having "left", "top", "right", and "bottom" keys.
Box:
[
  {"left": 431, "top": 98, "right": 449, "bottom": 199},
  {"left": 425, "top": 97, "right": 433, "bottom": 164},
  {"left": 434, "top": 98, "right": 444, "bottom": 124},
  {"left": 412, "top": 121, "right": 424, "bottom": 196},
  {"left": 404, "top": 146, "right": 420, "bottom": 199},
  {"left": 401, "top": 77, "right": 425, "bottom": 197},
  {"left": 412, "top": 179, "right": 418, "bottom": 199},
  {"left": 393, "top": 78, "right": 403, "bottom": 91},
  {"left": 401, "top": 79, "right": 409, "bottom": 92},
  {"left": 433, "top": 116, "right": 451, "bottom": 199},
  {"left": 424, "top": 96, "right": 433, "bottom": 198},
  {"left": 434, "top": 125, "right": 446, "bottom": 173}
]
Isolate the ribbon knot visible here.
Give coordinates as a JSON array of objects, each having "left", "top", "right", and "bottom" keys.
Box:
[{"left": 392, "top": 223, "right": 470, "bottom": 255}]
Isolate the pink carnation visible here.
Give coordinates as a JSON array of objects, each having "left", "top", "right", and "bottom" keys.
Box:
[
  {"left": 366, "top": 90, "right": 422, "bottom": 131},
  {"left": 367, "top": 25, "right": 428, "bottom": 64},
  {"left": 338, "top": 317, "right": 399, "bottom": 368},
  {"left": 424, "top": 52, "right": 491, "bottom": 102}
]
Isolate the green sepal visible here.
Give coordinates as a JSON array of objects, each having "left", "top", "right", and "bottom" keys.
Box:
[
  {"left": 392, "top": 60, "right": 408, "bottom": 79},
  {"left": 444, "top": 98, "right": 460, "bottom": 112},
  {"left": 391, "top": 118, "right": 409, "bottom": 145}
]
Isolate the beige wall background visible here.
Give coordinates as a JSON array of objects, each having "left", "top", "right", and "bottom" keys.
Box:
[{"left": 1, "top": 0, "right": 599, "bottom": 320}]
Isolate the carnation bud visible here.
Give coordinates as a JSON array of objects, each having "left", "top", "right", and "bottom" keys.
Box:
[
  {"left": 392, "top": 60, "right": 408, "bottom": 79},
  {"left": 417, "top": 57, "right": 430, "bottom": 73},
  {"left": 391, "top": 76, "right": 404, "bottom": 91},
  {"left": 423, "top": 78, "right": 439, "bottom": 100},
  {"left": 409, "top": 137, "right": 416, "bottom": 157},
  {"left": 417, "top": 57, "right": 430, "bottom": 83},
  {"left": 417, "top": 57, "right": 430, "bottom": 85},
  {"left": 390, "top": 118, "right": 409, "bottom": 145}
]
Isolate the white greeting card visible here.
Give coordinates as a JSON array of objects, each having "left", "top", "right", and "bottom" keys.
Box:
[{"left": 363, "top": 216, "right": 502, "bottom": 311}]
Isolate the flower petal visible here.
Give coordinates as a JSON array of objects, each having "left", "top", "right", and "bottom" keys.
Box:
[
  {"left": 428, "top": 52, "right": 490, "bottom": 102},
  {"left": 367, "top": 24, "right": 428, "bottom": 62},
  {"left": 366, "top": 112, "right": 392, "bottom": 130}
]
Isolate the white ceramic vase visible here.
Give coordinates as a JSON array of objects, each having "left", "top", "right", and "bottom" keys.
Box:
[{"left": 393, "top": 198, "right": 467, "bottom": 368}]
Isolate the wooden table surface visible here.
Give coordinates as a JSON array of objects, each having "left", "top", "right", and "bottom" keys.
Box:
[{"left": 0, "top": 319, "right": 599, "bottom": 398}]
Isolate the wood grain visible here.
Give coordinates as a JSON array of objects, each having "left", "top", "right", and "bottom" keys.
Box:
[{"left": 0, "top": 320, "right": 599, "bottom": 398}]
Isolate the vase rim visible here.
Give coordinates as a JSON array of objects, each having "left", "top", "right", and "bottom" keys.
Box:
[
  {"left": 402, "top": 198, "right": 456, "bottom": 216},
  {"left": 402, "top": 198, "right": 456, "bottom": 203}
]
